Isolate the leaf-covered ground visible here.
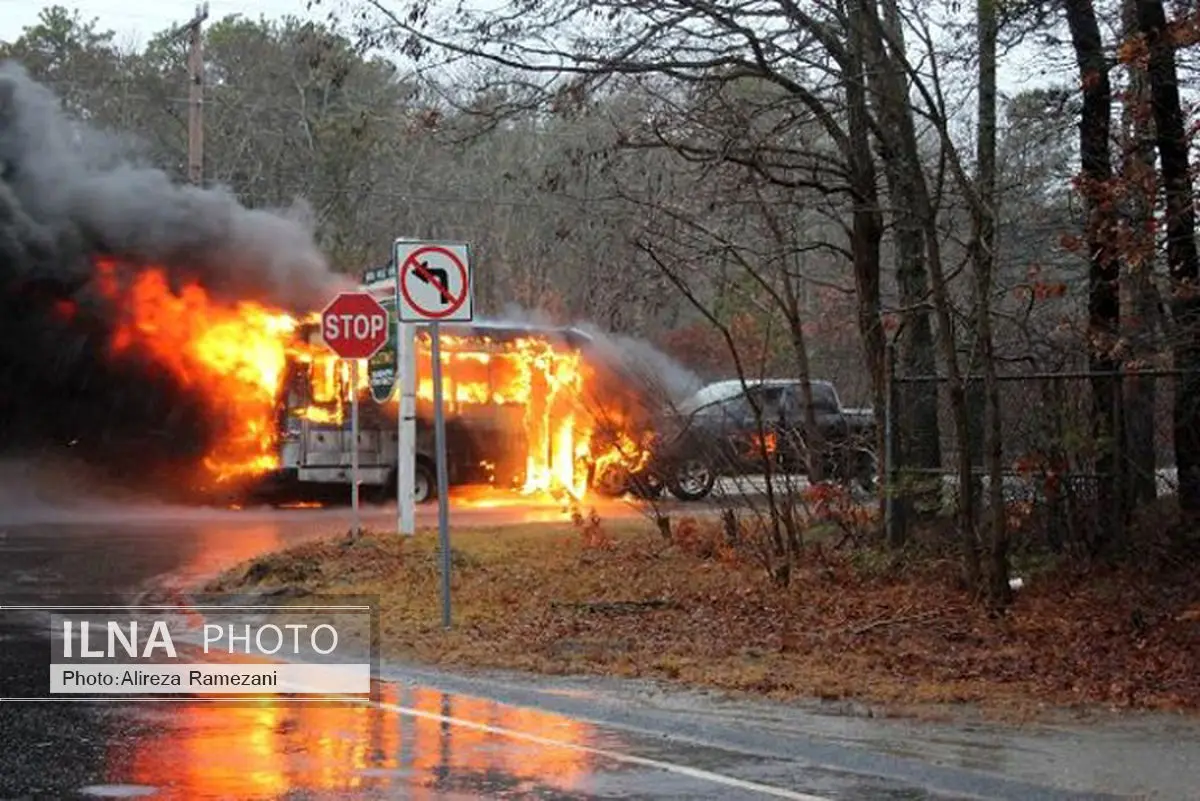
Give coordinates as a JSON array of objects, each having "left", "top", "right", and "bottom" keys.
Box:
[{"left": 204, "top": 516, "right": 1200, "bottom": 720}]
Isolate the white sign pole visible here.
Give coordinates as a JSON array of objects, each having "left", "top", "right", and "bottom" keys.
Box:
[
  {"left": 397, "top": 319, "right": 416, "bottom": 537},
  {"left": 350, "top": 358, "right": 361, "bottom": 537}
]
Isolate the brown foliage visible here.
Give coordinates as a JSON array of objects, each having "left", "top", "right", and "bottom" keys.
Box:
[
  {"left": 571, "top": 506, "right": 612, "bottom": 550},
  {"left": 657, "top": 322, "right": 732, "bottom": 378},
  {"left": 209, "top": 519, "right": 1200, "bottom": 718},
  {"left": 670, "top": 515, "right": 734, "bottom": 561},
  {"left": 800, "top": 482, "right": 877, "bottom": 543}
]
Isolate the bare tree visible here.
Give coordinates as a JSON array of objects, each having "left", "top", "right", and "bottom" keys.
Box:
[
  {"left": 1120, "top": 0, "right": 1161, "bottom": 511},
  {"left": 1135, "top": 0, "right": 1200, "bottom": 516},
  {"left": 972, "top": 0, "right": 1010, "bottom": 603}
]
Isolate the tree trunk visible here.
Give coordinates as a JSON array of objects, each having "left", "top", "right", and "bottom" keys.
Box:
[
  {"left": 1121, "top": 0, "right": 1160, "bottom": 511},
  {"left": 1136, "top": 0, "right": 1200, "bottom": 515},
  {"left": 1065, "top": 0, "right": 1125, "bottom": 552},
  {"left": 864, "top": 0, "right": 942, "bottom": 534},
  {"left": 782, "top": 271, "right": 828, "bottom": 483},
  {"left": 973, "top": 0, "right": 1011, "bottom": 606},
  {"left": 859, "top": 0, "right": 980, "bottom": 585},
  {"left": 845, "top": 0, "right": 888, "bottom": 537}
]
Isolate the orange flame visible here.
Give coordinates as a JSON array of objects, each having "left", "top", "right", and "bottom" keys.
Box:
[
  {"left": 94, "top": 258, "right": 307, "bottom": 482},
  {"left": 92, "top": 259, "right": 650, "bottom": 498},
  {"left": 407, "top": 334, "right": 645, "bottom": 500}
]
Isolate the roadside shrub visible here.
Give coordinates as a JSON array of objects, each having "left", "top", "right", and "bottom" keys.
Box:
[
  {"left": 671, "top": 515, "right": 728, "bottom": 560},
  {"left": 801, "top": 481, "right": 876, "bottom": 544},
  {"left": 571, "top": 506, "right": 613, "bottom": 550}
]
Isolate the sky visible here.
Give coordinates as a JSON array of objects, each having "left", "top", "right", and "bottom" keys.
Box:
[
  {"left": 0, "top": 0, "right": 323, "bottom": 47},
  {"left": 0, "top": 0, "right": 1056, "bottom": 112}
]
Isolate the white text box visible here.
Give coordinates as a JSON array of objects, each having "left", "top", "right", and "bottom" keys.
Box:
[{"left": 49, "top": 663, "right": 370, "bottom": 695}]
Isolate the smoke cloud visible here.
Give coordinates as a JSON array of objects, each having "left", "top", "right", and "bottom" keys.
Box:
[
  {"left": 579, "top": 325, "right": 703, "bottom": 404},
  {"left": 0, "top": 62, "right": 346, "bottom": 488},
  {"left": 477, "top": 305, "right": 703, "bottom": 418},
  {"left": 0, "top": 62, "right": 343, "bottom": 308},
  {"left": 481, "top": 304, "right": 703, "bottom": 404}
]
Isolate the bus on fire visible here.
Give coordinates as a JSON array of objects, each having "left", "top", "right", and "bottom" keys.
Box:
[{"left": 257, "top": 318, "right": 662, "bottom": 505}]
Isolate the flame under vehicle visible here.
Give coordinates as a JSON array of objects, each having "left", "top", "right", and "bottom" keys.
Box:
[{"left": 258, "top": 320, "right": 663, "bottom": 504}]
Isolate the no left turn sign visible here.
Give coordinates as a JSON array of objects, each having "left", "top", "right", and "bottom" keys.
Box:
[{"left": 395, "top": 241, "right": 474, "bottom": 323}]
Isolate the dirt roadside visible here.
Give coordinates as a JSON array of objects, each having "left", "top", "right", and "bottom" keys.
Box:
[{"left": 201, "top": 515, "right": 1200, "bottom": 724}]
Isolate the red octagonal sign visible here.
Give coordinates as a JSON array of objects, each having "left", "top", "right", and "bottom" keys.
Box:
[{"left": 320, "top": 291, "right": 390, "bottom": 360}]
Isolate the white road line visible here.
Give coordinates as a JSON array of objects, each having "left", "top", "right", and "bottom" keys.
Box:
[
  {"left": 12, "top": 686, "right": 834, "bottom": 798},
  {"left": 4, "top": 675, "right": 833, "bottom": 798},
  {"left": 375, "top": 698, "right": 834, "bottom": 801},
  {"left": 10, "top": 596, "right": 831, "bottom": 800}
]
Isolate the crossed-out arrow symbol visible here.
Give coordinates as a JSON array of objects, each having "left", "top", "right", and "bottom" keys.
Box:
[{"left": 413, "top": 259, "right": 453, "bottom": 306}]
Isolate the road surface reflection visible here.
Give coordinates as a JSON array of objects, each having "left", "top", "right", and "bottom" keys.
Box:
[
  {"left": 105, "top": 682, "right": 594, "bottom": 799},
  {"left": 174, "top": 523, "right": 288, "bottom": 585}
]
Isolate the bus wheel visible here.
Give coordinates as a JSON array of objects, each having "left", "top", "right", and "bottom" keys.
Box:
[
  {"left": 385, "top": 462, "right": 437, "bottom": 505},
  {"left": 413, "top": 460, "right": 436, "bottom": 504}
]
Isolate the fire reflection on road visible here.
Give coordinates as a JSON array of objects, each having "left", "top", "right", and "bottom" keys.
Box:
[
  {"left": 174, "top": 524, "right": 286, "bottom": 584},
  {"left": 105, "top": 682, "right": 594, "bottom": 799}
]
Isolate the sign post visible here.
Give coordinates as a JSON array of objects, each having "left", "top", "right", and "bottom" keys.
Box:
[
  {"left": 320, "top": 291, "right": 391, "bottom": 537},
  {"left": 350, "top": 358, "right": 360, "bottom": 535},
  {"left": 397, "top": 316, "right": 416, "bottom": 537},
  {"left": 429, "top": 322, "right": 451, "bottom": 628},
  {"left": 394, "top": 239, "right": 473, "bottom": 630}
]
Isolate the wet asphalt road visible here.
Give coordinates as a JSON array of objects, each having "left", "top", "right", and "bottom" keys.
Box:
[{"left": 0, "top": 497, "right": 1194, "bottom": 800}]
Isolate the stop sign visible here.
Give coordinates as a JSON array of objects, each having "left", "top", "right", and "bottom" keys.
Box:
[{"left": 320, "top": 292, "right": 390, "bottom": 360}]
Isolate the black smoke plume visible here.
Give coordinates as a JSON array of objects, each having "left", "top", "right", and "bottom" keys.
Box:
[{"left": 0, "top": 62, "right": 347, "bottom": 495}]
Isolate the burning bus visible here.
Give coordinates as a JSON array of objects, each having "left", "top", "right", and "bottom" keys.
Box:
[
  {"left": 258, "top": 317, "right": 662, "bottom": 504},
  {"left": 77, "top": 256, "right": 673, "bottom": 506}
]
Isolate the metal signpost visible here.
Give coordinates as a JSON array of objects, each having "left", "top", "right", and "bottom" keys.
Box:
[
  {"left": 394, "top": 239, "right": 474, "bottom": 629},
  {"left": 350, "top": 359, "right": 359, "bottom": 526},
  {"left": 319, "top": 291, "right": 391, "bottom": 537}
]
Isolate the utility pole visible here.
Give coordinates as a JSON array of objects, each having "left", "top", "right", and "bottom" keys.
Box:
[{"left": 173, "top": 3, "right": 209, "bottom": 186}]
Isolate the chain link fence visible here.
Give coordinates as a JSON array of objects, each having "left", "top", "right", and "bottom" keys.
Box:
[{"left": 883, "top": 349, "right": 1192, "bottom": 550}]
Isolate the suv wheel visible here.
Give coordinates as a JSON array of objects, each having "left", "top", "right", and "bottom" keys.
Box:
[{"left": 667, "top": 458, "right": 716, "bottom": 501}]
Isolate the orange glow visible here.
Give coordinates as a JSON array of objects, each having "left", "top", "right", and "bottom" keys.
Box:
[
  {"left": 751, "top": 431, "right": 778, "bottom": 456},
  {"left": 407, "top": 334, "right": 650, "bottom": 501},
  {"left": 94, "top": 258, "right": 315, "bottom": 483},
  {"left": 108, "top": 681, "right": 592, "bottom": 798},
  {"left": 91, "top": 258, "right": 649, "bottom": 500},
  {"left": 173, "top": 524, "right": 286, "bottom": 585}
]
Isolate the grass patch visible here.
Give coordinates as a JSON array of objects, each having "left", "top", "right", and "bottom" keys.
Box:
[{"left": 204, "top": 515, "right": 1200, "bottom": 720}]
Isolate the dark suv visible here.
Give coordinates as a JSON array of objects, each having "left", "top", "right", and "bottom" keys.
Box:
[{"left": 641, "top": 379, "right": 877, "bottom": 501}]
